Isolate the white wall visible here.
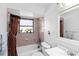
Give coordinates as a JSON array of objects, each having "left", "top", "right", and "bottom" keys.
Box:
[
  {"left": 61, "top": 7, "right": 79, "bottom": 41},
  {"left": 44, "top": 4, "right": 59, "bottom": 47}
]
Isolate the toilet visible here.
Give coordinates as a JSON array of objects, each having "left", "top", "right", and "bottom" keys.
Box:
[
  {"left": 41, "top": 42, "right": 51, "bottom": 56},
  {"left": 32, "top": 42, "right": 51, "bottom": 56}
]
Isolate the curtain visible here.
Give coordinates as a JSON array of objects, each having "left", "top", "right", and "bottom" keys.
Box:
[{"left": 8, "top": 14, "right": 20, "bottom": 56}]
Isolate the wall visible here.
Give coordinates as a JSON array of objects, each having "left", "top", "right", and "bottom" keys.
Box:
[
  {"left": 61, "top": 7, "right": 79, "bottom": 41},
  {"left": 44, "top": 4, "right": 59, "bottom": 47}
]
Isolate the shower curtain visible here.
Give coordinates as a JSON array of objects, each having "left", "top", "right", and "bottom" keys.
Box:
[{"left": 8, "top": 14, "right": 20, "bottom": 56}]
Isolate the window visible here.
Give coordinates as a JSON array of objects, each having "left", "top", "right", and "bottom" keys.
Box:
[{"left": 20, "top": 19, "right": 34, "bottom": 33}]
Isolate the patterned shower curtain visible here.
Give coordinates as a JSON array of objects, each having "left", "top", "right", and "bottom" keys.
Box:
[{"left": 8, "top": 14, "right": 20, "bottom": 56}]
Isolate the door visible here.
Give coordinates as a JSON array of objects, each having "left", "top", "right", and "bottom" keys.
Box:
[{"left": 8, "top": 14, "right": 20, "bottom": 56}]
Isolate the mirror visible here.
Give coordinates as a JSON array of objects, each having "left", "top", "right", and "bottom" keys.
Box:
[{"left": 60, "top": 7, "right": 79, "bottom": 41}]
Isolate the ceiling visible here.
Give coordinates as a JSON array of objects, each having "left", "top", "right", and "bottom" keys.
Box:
[
  {"left": 1, "top": 3, "right": 56, "bottom": 17},
  {"left": 30, "top": 3, "right": 53, "bottom": 9},
  {"left": 5, "top": 3, "right": 54, "bottom": 17}
]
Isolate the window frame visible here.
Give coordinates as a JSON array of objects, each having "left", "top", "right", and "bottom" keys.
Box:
[{"left": 19, "top": 18, "right": 34, "bottom": 33}]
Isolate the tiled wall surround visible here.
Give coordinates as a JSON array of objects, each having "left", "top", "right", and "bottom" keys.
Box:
[
  {"left": 16, "top": 17, "right": 44, "bottom": 47},
  {"left": 16, "top": 19, "right": 39, "bottom": 47}
]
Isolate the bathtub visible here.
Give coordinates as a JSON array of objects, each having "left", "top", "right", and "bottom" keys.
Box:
[{"left": 17, "top": 44, "right": 40, "bottom": 56}]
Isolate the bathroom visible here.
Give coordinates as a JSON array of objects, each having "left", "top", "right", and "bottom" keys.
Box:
[{"left": 0, "top": 3, "right": 79, "bottom": 56}]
